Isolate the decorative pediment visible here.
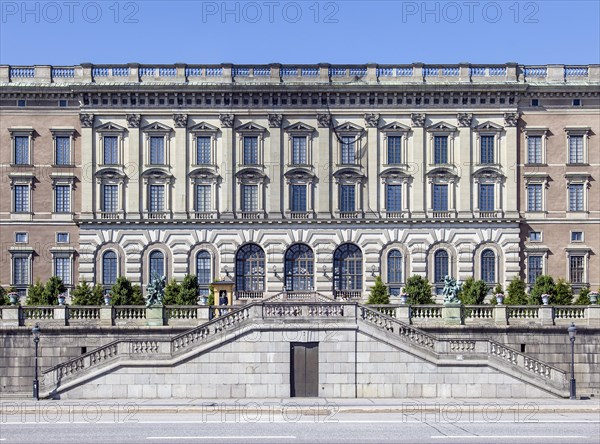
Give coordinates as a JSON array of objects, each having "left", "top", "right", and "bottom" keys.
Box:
[
  {"left": 141, "top": 167, "right": 172, "bottom": 179},
  {"left": 475, "top": 121, "right": 504, "bottom": 132},
  {"left": 285, "top": 122, "right": 315, "bottom": 133},
  {"left": 335, "top": 122, "right": 364, "bottom": 133},
  {"left": 95, "top": 168, "right": 125, "bottom": 179},
  {"left": 473, "top": 167, "right": 504, "bottom": 179},
  {"left": 236, "top": 122, "right": 266, "bottom": 132},
  {"left": 284, "top": 168, "right": 315, "bottom": 180},
  {"left": 142, "top": 122, "right": 172, "bottom": 132},
  {"left": 236, "top": 167, "right": 265, "bottom": 180},
  {"left": 380, "top": 121, "right": 410, "bottom": 132},
  {"left": 427, "top": 121, "right": 457, "bottom": 132},
  {"left": 426, "top": 167, "right": 458, "bottom": 179},
  {"left": 189, "top": 168, "right": 219, "bottom": 179},
  {"left": 95, "top": 122, "right": 126, "bottom": 132},
  {"left": 189, "top": 121, "right": 219, "bottom": 133},
  {"left": 333, "top": 168, "right": 365, "bottom": 180},
  {"left": 380, "top": 168, "right": 411, "bottom": 179}
]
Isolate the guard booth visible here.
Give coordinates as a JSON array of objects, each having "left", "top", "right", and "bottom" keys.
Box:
[{"left": 212, "top": 277, "right": 234, "bottom": 317}]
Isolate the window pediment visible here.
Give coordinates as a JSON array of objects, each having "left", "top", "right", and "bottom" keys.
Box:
[
  {"left": 380, "top": 168, "right": 411, "bottom": 180},
  {"left": 426, "top": 167, "right": 458, "bottom": 180},
  {"left": 285, "top": 122, "right": 315, "bottom": 133},
  {"left": 8, "top": 127, "right": 35, "bottom": 136},
  {"left": 142, "top": 122, "right": 172, "bottom": 133},
  {"left": 189, "top": 122, "right": 219, "bottom": 133},
  {"left": 236, "top": 168, "right": 266, "bottom": 180},
  {"left": 473, "top": 167, "right": 504, "bottom": 178},
  {"left": 380, "top": 121, "right": 410, "bottom": 132},
  {"left": 141, "top": 168, "right": 172, "bottom": 179},
  {"left": 284, "top": 168, "right": 315, "bottom": 180},
  {"left": 96, "top": 122, "right": 126, "bottom": 132},
  {"left": 236, "top": 122, "right": 266, "bottom": 133},
  {"left": 427, "top": 121, "right": 457, "bottom": 132},
  {"left": 333, "top": 168, "right": 365, "bottom": 181},
  {"left": 189, "top": 168, "right": 219, "bottom": 180},
  {"left": 474, "top": 121, "right": 504, "bottom": 132},
  {"left": 335, "top": 122, "right": 364, "bottom": 133}
]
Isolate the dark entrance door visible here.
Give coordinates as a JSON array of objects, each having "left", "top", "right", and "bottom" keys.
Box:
[{"left": 290, "top": 342, "right": 319, "bottom": 397}]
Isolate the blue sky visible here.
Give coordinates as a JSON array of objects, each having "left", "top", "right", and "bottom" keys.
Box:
[{"left": 1, "top": 0, "right": 599, "bottom": 65}]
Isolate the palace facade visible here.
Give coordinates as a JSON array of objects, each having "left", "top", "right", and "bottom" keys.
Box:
[{"left": 1, "top": 63, "right": 598, "bottom": 301}]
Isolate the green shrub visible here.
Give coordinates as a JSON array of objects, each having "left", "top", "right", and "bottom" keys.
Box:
[
  {"left": 0, "top": 284, "right": 7, "bottom": 306},
  {"left": 367, "top": 276, "right": 390, "bottom": 305},
  {"left": 44, "top": 276, "right": 66, "bottom": 305},
  {"left": 404, "top": 275, "right": 434, "bottom": 304},
  {"left": 458, "top": 278, "right": 488, "bottom": 305},
  {"left": 178, "top": 275, "right": 200, "bottom": 305},
  {"left": 505, "top": 277, "right": 527, "bottom": 305},
  {"left": 553, "top": 279, "right": 573, "bottom": 305},
  {"left": 163, "top": 279, "right": 181, "bottom": 305},
  {"left": 528, "top": 275, "right": 556, "bottom": 305},
  {"left": 26, "top": 279, "right": 50, "bottom": 305},
  {"left": 71, "top": 280, "right": 104, "bottom": 305},
  {"left": 110, "top": 277, "right": 144, "bottom": 305},
  {"left": 489, "top": 283, "right": 504, "bottom": 305},
  {"left": 574, "top": 287, "right": 590, "bottom": 305}
]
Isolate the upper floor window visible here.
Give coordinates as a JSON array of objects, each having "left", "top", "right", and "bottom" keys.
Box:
[
  {"left": 241, "top": 184, "right": 259, "bottom": 212},
  {"left": 102, "top": 251, "right": 118, "bottom": 286},
  {"left": 15, "top": 232, "right": 28, "bottom": 243},
  {"left": 433, "top": 136, "right": 448, "bottom": 164},
  {"left": 529, "top": 231, "right": 542, "bottom": 242},
  {"left": 291, "top": 184, "right": 307, "bottom": 212},
  {"left": 340, "top": 136, "right": 356, "bottom": 165},
  {"left": 569, "top": 255, "right": 585, "bottom": 284},
  {"left": 527, "top": 183, "right": 543, "bottom": 212},
  {"left": 292, "top": 136, "right": 307, "bottom": 165},
  {"left": 56, "top": 232, "right": 69, "bottom": 243},
  {"left": 12, "top": 255, "right": 30, "bottom": 286},
  {"left": 568, "top": 184, "right": 584, "bottom": 211},
  {"left": 481, "top": 249, "right": 496, "bottom": 283},
  {"left": 195, "top": 185, "right": 211, "bottom": 213},
  {"left": 14, "top": 136, "right": 30, "bottom": 165},
  {"left": 149, "top": 185, "right": 165, "bottom": 212},
  {"left": 196, "top": 136, "right": 212, "bottom": 165},
  {"left": 527, "top": 255, "right": 543, "bottom": 284},
  {"left": 340, "top": 184, "right": 356, "bottom": 212},
  {"left": 103, "top": 136, "right": 119, "bottom": 165},
  {"left": 565, "top": 127, "right": 590, "bottom": 164},
  {"left": 55, "top": 136, "right": 72, "bottom": 165},
  {"left": 571, "top": 231, "right": 583, "bottom": 242},
  {"left": 102, "top": 184, "right": 119, "bottom": 213},
  {"left": 527, "top": 136, "right": 543, "bottom": 164},
  {"left": 480, "top": 135, "right": 495, "bottom": 164},
  {"left": 387, "top": 136, "right": 402, "bottom": 164},
  {"left": 478, "top": 184, "right": 495, "bottom": 212},
  {"left": 243, "top": 136, "right": 259, "bottom": 165},
  {"left": 54, "top": 256, "right": 72, "bottom": 286},
  {"left": 386, "top": 184, "right": 402, "bottom": 212},
  {"left": 14, "top": 185, "right": 30, "bottom": 213},
  {"left": 149, "top": 136, "right": 165, "bottom": 165},
  {"left": 54, "top": 185, "right": 71, "bottom": 213},
  {"left": 568, "top": 135, "right": 584, "bottom": 164},
  {"left": 433, "top": 184, "right": 448, "bottom": 211}
]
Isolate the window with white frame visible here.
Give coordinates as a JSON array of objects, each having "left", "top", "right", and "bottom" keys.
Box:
[
  {"left": 12, "top": 254, "right": 31, "bottom": 288},
  {"left": 11, "top": 131, "right": 32, "bottom": 165},
  {"left": 102, "top": 251, "right": 118, "bottom": 286},
  {"left": 142, "top": 122, "right": 172, "bottom": 167},
  {"left": 340, "top": 184, "right": 356, "bottom": 212},
  {"left": 568, "top": 184, "right": 584, "bottom": 211},
  {"left": 54, "top": 135, "right": 72, "bottom": 165},
  {"left": 478, "top": 183, "right": 495, "bottom": 212},
  {"left": 523, "top": 128, "right": 548, "bottom": 165},
  {"left": 54, "top": 255, "right": 72, "bottom": 286},
  {"left": 243, "top": 136, "right": 259, "bottom": 165},
  {"left": 433, "top": 136, "right": 448, "bottom": 164},
  {"left": 142, "top": 172, "right": 172, "bottom": 217},
  {"left": 149, "top": 136, "right": 165, "bottom": 165},
  {"left": 565, "top": 128, "right": 590, "bottom": 165},
  {"left": 433, "top": 184, "right": 448, "bottom": 211},
  {"left": 571, "top": 231, "right": 583, "bottom": 242},
  {"left": 15, "top": 232, "right": 28, "bottom": 243},
  {"left": 196, "top": 136, "right": 212, "bottom": 165},
  {"left": 237, "top": 122, "right": 266, "bottom": 167},
  {"left": 149, "top": 250, "right": 165, "bottom": 280},
  {"left": 291, "top": 136, "right": 308, "bottom": 165},
  {"left": 340, "top": 135, "right": 357, "bottom": 165},
  {"left": 102, "top": 135, "right": 119, "bottom": 165},
  {"left": 434, "top": 249, "right": 449, "bottom": 293},
  {"left": 196, "top": 250, "right": 212, "bottom": 297},
  {"left": 527, "top": 255, "right": 543, "bottom": 284},
  {"left": 474, "top": 122, "right": 503, "bottom": 165},
  {"left": 54, "top": 184, "right": 71, "bottom": 213},
  {"left": 480, "top": 249, "right": 496, "bottom": 284},
  {"left": 569, "top": 255, "right": 585, "bottom": 284},
  {"left": 529, "top": 231, "right": 542, "bottom": 242},
  {"left": 380, "top": 121, "right": 410, "bottom": 166},
  {"left": 241, "top": 184, "right": 259, "bottom": 212},
  {"left": 291, "top": 184, "right": 307, "bottom": 212},
  {"left": 480, "top": 135, "right": 495, "bottom": 164},
  {"left": 13, "top": 184, "right": 30, "bottom": 213},
  {"left": 387, "top": 136, "right": 403, "bottom": 164},
  {"left": 527, "top": 183, "right": 543, "bottom": 212},
  {"left": 149, "top": 184, "right": 165, "bottom": 213},
  {"left": 195, "top": 184, "right": 212, "bottom": 213},
  {"left": 386, "top": 184, "right": 402, "bottom": 212},
  {"left": 285, "top": 122, "right": 315, "bottom": 166},
  {"left": 387, "top": 249, "right": 403, "bottom": 295},
  {"left": 102, "top": 184, "right": 119, "bottom": 213},
  {"left": 56, "top": 232, "right": 69, "bottom": 243},
  {"left": 189, "top": 122, "right": 219, "bottom": 166}
]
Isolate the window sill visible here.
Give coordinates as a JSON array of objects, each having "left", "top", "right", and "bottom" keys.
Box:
[
  {"left": 52, "top": 164, "right": 76, "bottom": 168},
  {"left": 566, "top": 163, "right": 589, "bottom": 167},
  {"left": 9, "top": 164, "right": 33, "bottom": 168}
]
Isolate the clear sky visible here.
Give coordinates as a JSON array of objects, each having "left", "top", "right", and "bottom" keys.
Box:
[{"left": 1, "top": 0, "right": 599, "bottom": 65}]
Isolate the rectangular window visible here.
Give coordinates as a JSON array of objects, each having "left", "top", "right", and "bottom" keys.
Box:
[
  {"left": 340, "top": 185, "right": 355, "bottom": 212},
  {"left": 527, "top": 136, "right": 543, "bottom": 164},
  {"left": 196, "top": 136, "right": 211, "bottom": 164},
  {"left": 479, "top": 184, "right": 495, "bottom": 212},
  {"left": 13, "top": 257, "right": 29, "bottom": 285},
  {"left": 195, "top": 185, "right": 211, "bottom": 212},
  {"left": 386, "top": 184, "right": 402, "bottom": 212},
  {"left": 55, "top": 136, "right": 71, "bottom": 165},
  {"left": 243, "top": 136, "right": 259, "bottom": 165},
  {"left": 55, "top": 185, "right": 71, "bottom": 213},
  {"left": 54, "top": 257, "right": 71, "bottom": 286},
  {"left": 291, "top": 184, "right": 307, "bottom": 212},
  {"left": 434, "top": 136, "right": 448, "bottom": 164},
  {"left": 527, "top": 184, "right": 543, "bottom": 211},
  {"left": 149, "top": 185, "right": 165, "bottom": 212},
  {"left": 528, "top": 255, "right": 543, "bottom": 284},
  {"left": 571, "top": 231, "right": 583, "bottom": 242},
  {"left": 241, "top": 184, "right": 258, "bottom": 212},
  {"left": 568, "top": 136, "right": 584, "bottom": 164},
  {"left": 480, "top": 135, "right": 495, "bottom": 164},
  {"left": 149, "top": 136, "right": 165, "bottom": 165},
  {"left": 56, "top": 232, "right": 69, "bottom": 243},
  {"left": 433, "top": 184, "right": 448, "bottom": 211},
  {"left": 102, "top": 185, "right": 118, "bottom": 212},
  {"left": 568, "top": 184, "right": 584, "bottom": 211},
  {"left": 103, "top": 136, "right": 119, "bottom": 165},
  {"left": 340, "top": 136, "right": 356, "bottom": 164},
  {"left": 292, "top": 136, "right": 307, "bottom": 165},
  {"left": 569, "top": 256, "right": 585, "bottom": 284},
  {"left": 387, "top": 136, "right": 402, "bottom": 164},
  {"left": 14, "top": 185, "right": 29, "bottom": 212},
  {"left": 15, "top": 232, "right": 28, "bottom": 243},
  {"left": 529, "top": 231, "right": 542, "bottom": 242},
  {"left": 14, "top": 136, "right": 29, "bottom": 165}
]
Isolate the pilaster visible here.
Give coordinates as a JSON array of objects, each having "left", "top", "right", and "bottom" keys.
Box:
[
  {"left": 365, "top": 114, "right": 380, "bottom": 218},
  {"left": 316, "top": 115, "right": 332, "bottom": 218},
  {"left": 173, "top": 116, "right": 188, "bottom": 219},
  {"left": 267, "top": 114, "right": 283, "bottom": 218},
  {"left": 126, "top": 117, "right": 141, "bottom": 219},
  {"left": 80, "top": 116, "right": 94, "bottom": 218},
  {"left": 410, "top": 114, "right": 426, "bottom": 218},
  {"left": 457, "top": 116, "right": 473, "bottom": 218}
]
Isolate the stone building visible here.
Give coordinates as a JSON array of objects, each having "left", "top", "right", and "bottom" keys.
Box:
[{"left": 0, "top": 63, "right": 598, "bottom": 301}]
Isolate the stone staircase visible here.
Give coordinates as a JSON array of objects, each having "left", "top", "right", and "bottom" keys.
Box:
[{"left": 40, "top": 302, "right": 569, "bottom": 399}]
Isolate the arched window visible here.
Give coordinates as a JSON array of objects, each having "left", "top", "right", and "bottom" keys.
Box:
[
  {"left": 102, "top": 251, "right": 117, "bottom": 286},
  {"left": 481, "top": 249, "right": 496, "bottom": 284},
  {"left": 387, "top": 249, "right": 403, "bottom": 296},
  {"left": 333, "top": 244, "right": 362, "bottom": 297},
  {"left": 284, "top": 244, "right": 314, "bottom": 291},
  {"left": 236, "top": 244, "right": 265, "bottom": 292},
  {"left": 196, "top": 250, "right": 212, "bottom": 297},
  {"left": 149, "top": 250, "right": 165, "bottom": 280},
  {"left": 434, "top": 249, "right": 449, "bottom": 294}
]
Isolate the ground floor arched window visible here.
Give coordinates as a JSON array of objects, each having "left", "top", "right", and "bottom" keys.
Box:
[
  {"left": 284, "top": 244, "right": 314, "bottom": 291},
  {"left": 236, "top": 244, "right": 265, "bottom": 292},
  {"left": 333, "top": 243, "right": 362, "bottom": 295}
]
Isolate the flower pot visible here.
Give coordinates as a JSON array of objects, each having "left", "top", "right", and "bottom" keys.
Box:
[
  {"left": 496, "top": 294, "right": 504, "bottom": 305},
  {"left": 58, "top": 295, "right": 66, "bottom": 306},
  {"left": 104, "top": 295, "right": 112, "bottom": 306},
  {"left": 8, "top": 293, "right": 18, "bottom": 306},
  {"left": 399, "top": 294, "right": 408, "bottom": 304},
  {"left": 589, "top": 292, "right": 598, "bottom": 305},
  {"left": 541, "top": 294, "right": 550, "bottom": 306},
  {"left": 199, "top": 296, "right": 208, "bottom": 305}
]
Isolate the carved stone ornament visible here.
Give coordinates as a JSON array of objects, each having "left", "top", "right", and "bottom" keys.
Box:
[
  {"left": 317, "top": 113, "right": 332, "bottom": 128},
  {"left": 79, "top": 114, "right": 94, "bottom": 128},
  {"left": 504, "top": 112, "right": 519, "bottom": 127},
  {"left": 173, "top": 114, "right": 188, "bottom": 128},
  {"left": 410, "top": 113, "right": 426, "bottom": 127},
  {"left": 268, "top": 114, "right": 283, "bottom": 128},
  {"left": 457, "top": 113, "right": 473, "bottom": 127},
  {"left": 364, "top": 113, "right": 380, "bottom": 128},
  {"left": 126, "top": 114, "right": 141, "bottom": 128},
  {"left": 219, "top": 113, "right": 235, "bottom": 128}
]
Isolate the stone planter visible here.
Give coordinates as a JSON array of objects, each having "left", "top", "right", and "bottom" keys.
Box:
[
  {"left": 104, "top": 295, "right": 112, "bottom": 306},
  {"left": 8, "top": 292, "right": 19, "bottom": 306},
  {"left": 399, "top": 293, "right": 408, "bottom": 304},
  {"left": 496, "top": 293, "right": 505, "bottom": 305},
  {"left": 541, "top": 294, "right": 550, "bottom": 305},
  {"left": 589, "top": 292, "right": 598, "bottom": 305},
  {"left": 58, "top": 294, "right": 66, "bottom": 305}
]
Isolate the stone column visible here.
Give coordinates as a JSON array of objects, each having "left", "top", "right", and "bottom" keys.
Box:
[
  {"left": 80, "top": 114, "right": 95, "bottom": 219},
  {"left": 504, "top": 112, "right": 519, "bottom": 218},
  {"left": 410, "top": 113, "right": 426, "bottom": 218},
  {"left": 316, "top": 113, "right": 332, "bottom": 218},
  {"left": 267, "top": 114, "right": 283, "bottom": 218},
  {"left": 457, "top": 113, "right": 473, "bottom": 218},
  {"left": 173, "top": 114, "right": 188, "bottom": 219},
  {"left": 219, "top": 114, "right": 235, "bottom": 218},
  {"left": 365, "top": 113, "right": 380, "bottom": 218},
  {"left": 125, "top": 114, "right": 141, "bottom": 219}
]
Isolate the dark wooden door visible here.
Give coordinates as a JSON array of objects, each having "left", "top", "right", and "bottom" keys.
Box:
[{"left": 290, "top": 342, "right": 319, "bottom": 397}]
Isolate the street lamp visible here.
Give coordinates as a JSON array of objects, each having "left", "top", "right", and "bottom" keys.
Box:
[
  {"left": 568, "top": 322, "right": 577, "bottom": 400},
  {"left": 31, "top": 323, "right": 41, "bottom": 401}
]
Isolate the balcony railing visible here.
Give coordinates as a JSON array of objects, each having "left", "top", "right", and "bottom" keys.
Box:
[
  {"left": 240, "top": 211, "right": 262, "bottom": 220},
  {"left": 236, "top": 291, "right": 264, "bottom": 300},
  {"left": 146, "top": 211, "right": 169, "bottom": 220},
  {"left": 334, "top": 290, "right": 362, "bottom": 300},
  {"left": 431, "top": 211, "right": 453, "bottom": 219},
  {"left": 99, "top": 211, "right": 123, "bottom": 220},
  {"left": 477, "top": 210, "right": 501, "bottom": 219},
  {"left": 194, "top": 211, "right": 216, "bottom": 220},
  {"left": 338, "top": 211, "right": 359, "bottom": 219},
  {"left": 385, "top": 211, "right": 406, "bottom": 219},
  {"left": 289, "top": 211, "right": 310, "bottom": 220}
]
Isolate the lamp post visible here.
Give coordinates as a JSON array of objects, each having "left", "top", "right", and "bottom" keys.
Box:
[
  {"left": 31, "top": 323, "right": 41, "bottom": 401},
  {"left": 568, "top": 322, "right": 577, "bottom": 400}
]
